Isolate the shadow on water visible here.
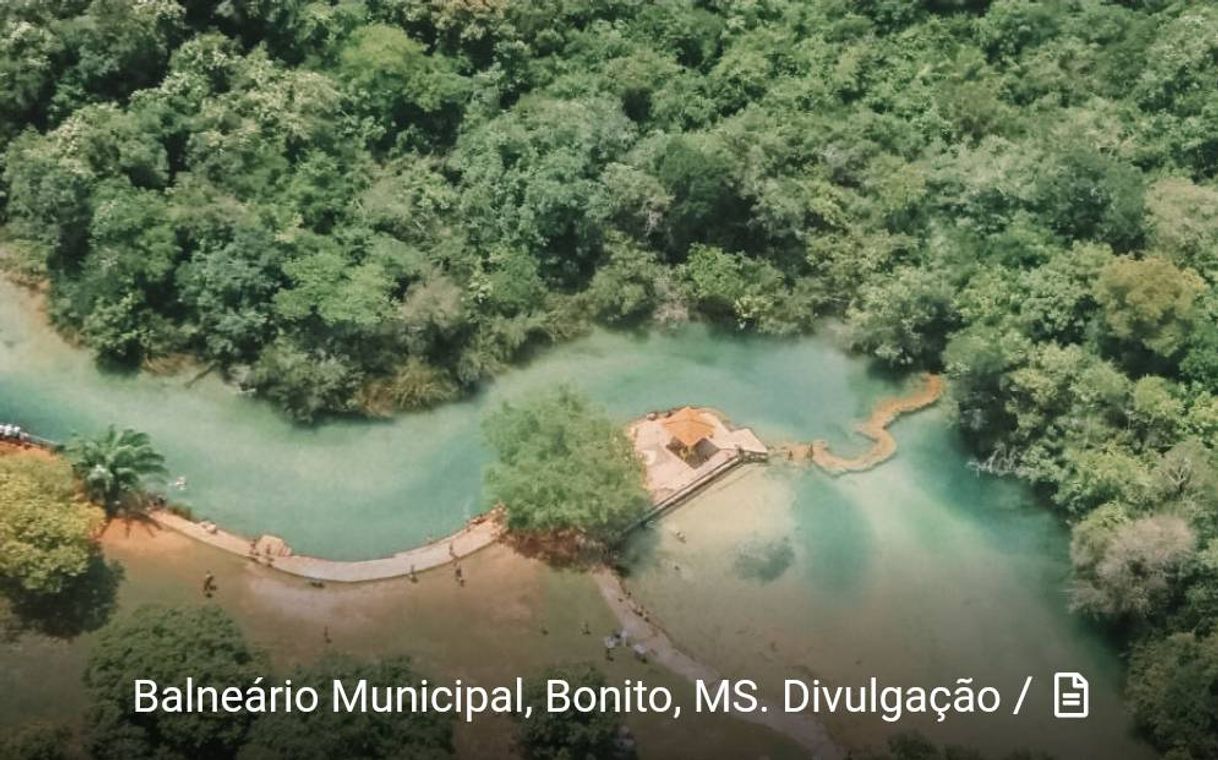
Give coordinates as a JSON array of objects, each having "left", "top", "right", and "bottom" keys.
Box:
[
  {"left": 2, "top": 553, "right": 124, "bottom": 640},
  {"left": 732, "top": 535, "right": 795, "bottom": 583},
  {"left": 91, "top": 350, "right": 147, "bottom": 380},
  {"left": 614, "top": 523, "right": 664, "bottom": 578},
  {"left": 861, "top": 360, "right": 921, "bottom": 385}
]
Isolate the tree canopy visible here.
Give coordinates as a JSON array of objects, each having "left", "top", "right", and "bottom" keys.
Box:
[
  {"left": 240, "top": 655, "right": 453, "bottom": 760},
  {"left": 3, "top": 0, "right": 1218, "bottom": 754},
  {"left": 517, "top": 665, "right": 633, "bottom": 760},
  {"left": 84, "top": 605, "right": 265, "bottom": 760},
  {"left": 65, "top": 426, "right": 167, "bottom": 514},
  {"left": 483, "top": 387, "right": 647, "bottom": 545},
  {"left": 0, "top": 452, "right": 103, "bottom": 595},
  {"left": 1128, "top": 631, "right": 1218, "bottom": 759}
]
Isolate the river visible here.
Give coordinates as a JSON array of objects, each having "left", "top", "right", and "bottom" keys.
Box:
[
  {"left": 0, "top": 278, "right": 1155, "bottom": 757},
  {"left": 0, "top": 278, "right": 895, "bottom": 560}
]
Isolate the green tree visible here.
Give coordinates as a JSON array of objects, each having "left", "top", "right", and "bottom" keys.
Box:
[
  {"left": 84, "top": 605, "right": 265, "bottom": 760},
  {"left": 451, "top": 96, "right": 635, "bottom": 283},
  {"left": 0, "top": 722, "right": 73, "bottom": 760},
  {"left": 1144, "top": 177, "right": 1218, "bottom": 277},
  {"left": 68, "top": 0, "right": 185, "bottom": 102},
  {"left": 1096, "top": 256, "right": 1205, "bottom": 361},
  {"left": 337, "top": 23, "right": 467, "bottom": 151},
  {"left": 248, "top": 339, "right": 364, "bottom": 424},
  {"left": 240, "top": 655, "right": 453, "bottom": 760},
  {"left": 583, "top": 236, "right": 667, "bottom": 324},
  {"left": 0, "top": 453, "right": 103, "bottom": 595},
  {"left": 1128, "top": 631, "right": 1218, "bottom": 759},
  {"left": 0, "top": 15, "right": 63, "bottom": 144},
  {"left": 652, "top": 134, "right": 746, "bottom": 258},
  {"left": 1129, "top": 376, "right": 1185, "bottom": 450},
  {"left": 1182, "top": 319, "right": 1218, "bottom": 391},
  {"left": 65, "top": 426, "right": 167, "bottom": 514},
  {"left": 517, "top": 665, "right": 634, "bottom": 760},
  {"left": 1035, "top": 144, "right": 1145, "bottom": 250},
  {"left": 483, "top": 387, "right": 647, "bottom": 545},
  {"left": 1015, "top": 243, "right": 1111, "bottom": 343},
  {"left": 848, "top": 266, "right": 959, "bottom": 367}
]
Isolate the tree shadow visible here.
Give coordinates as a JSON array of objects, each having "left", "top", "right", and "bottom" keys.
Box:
[
  {"left": 732, "top": 535, "right": 795, "bottom": 583},
  {"left": 607, "top": 523, "right": 662, "bottom": 579},
  {"left": 504, "top": 530, "right": 614, "bottom": 570},
  {"left": 4, "top": 552, "right": 125, "bottom": 639}
]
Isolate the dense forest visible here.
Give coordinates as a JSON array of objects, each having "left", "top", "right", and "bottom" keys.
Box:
[{"left": 2, "top": 0, "right": 1218, "bottom": 756}]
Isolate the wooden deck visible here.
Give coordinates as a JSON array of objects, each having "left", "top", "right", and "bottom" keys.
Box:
[{"left": 624, "top": 407, "right": 768, "bottom": 532}]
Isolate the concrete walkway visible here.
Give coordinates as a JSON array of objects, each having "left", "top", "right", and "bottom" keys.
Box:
[
  {"left": 150, "top": 509, "right": 504, "bottom": 583},
  {"left": 593, "top": 568, "right": 844, "bottom": 759}
]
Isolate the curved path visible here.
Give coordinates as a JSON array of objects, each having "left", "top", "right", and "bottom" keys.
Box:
[
  {"left": 593, "top": 568, "right": 844, "bottom": 759},
  {"left": 0, "top": 438, "right": 504, "bottom": 583},
  {"left": 806, "top": 373, "right": 944, "bottom": 474},
  {"left": 148, "top": 509, "right": 504, "bottom": 583}
]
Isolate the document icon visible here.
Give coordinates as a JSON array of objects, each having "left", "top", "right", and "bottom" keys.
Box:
[{"left": 1054, "top": 672, "right": 1089, "bottom": 718}]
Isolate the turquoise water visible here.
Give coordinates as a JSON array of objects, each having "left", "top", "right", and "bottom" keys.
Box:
[
  {"left": 621, "top": 414, "right": 1155, "bottom": 757},
  {"left": 0, "top": 279, "right": 891, "bottom": 560},
  {"left": 0, "top": 278, "right": 1155, "bottom": 756}
]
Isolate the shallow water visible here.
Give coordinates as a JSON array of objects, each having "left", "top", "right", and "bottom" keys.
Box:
[
  {"left": 0, "top": 278, "right": 1155, "bottom": 756},
  {"left": 0, "top": 278, "right": 891, "bottom": 560},
  {"left": 0, "top": 526, "right": 806, "bottom": 760},
  {"left": 621, "top": 411, "right": 1155, "bottom": 757}
]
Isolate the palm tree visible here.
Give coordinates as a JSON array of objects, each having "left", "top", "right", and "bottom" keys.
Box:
[{"left": 65, "top": 426, "right": 167, "bottom": 515}]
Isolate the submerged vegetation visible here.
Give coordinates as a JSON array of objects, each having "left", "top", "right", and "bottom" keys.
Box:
[{"left": 0, "top": 0, "right": 1217, "bottom": 756}]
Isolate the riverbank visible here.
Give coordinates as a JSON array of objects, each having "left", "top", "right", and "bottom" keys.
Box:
[
  {"left": 148, "top": 507, "right": 506, "bottom": 582},
  {"left": 1, "top": 437, "right": 507, "bottom": 583},
  {"left": 1, "top": 518, "right": 808, "bottom": 759},
  {"left": 0, "top": 439, "right": 54, "bottom": 460},
  {"left": 1, "top": 369, "right": 940, "bottom": 584}
]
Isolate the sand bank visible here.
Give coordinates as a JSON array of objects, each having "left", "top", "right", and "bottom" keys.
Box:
[{"left": 801, "top": 374, "right": 944, "bottom": 474}]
